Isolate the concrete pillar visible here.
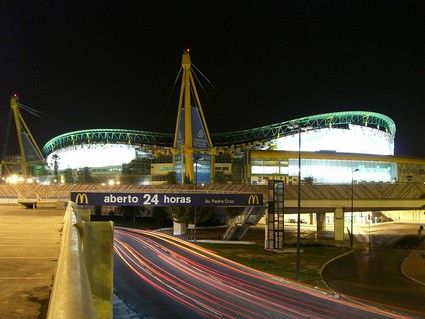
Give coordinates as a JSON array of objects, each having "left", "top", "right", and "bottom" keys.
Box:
[
  {"left": 316, "top": 212, "right": 326, "bottom": 231},
  {"left": 334, "top": 208, "right": 345, "bottom": 241},
  {"left": 173, "top": 221, "right": 186, "bottom": 236},
  {"left": 264, "top": 208, "right": 269, "bottom": 250},
  {"left": 76, "top": 221, "right": 114, "bottom": 319}
]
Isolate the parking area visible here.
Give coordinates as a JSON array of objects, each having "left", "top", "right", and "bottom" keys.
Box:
[{"left": 0, "top": 206, "right": 64, "bottom": 319}]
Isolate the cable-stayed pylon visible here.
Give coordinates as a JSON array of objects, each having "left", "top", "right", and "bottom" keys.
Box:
[
  {"left": 172, "top": 49, "right": 214, "bottom": 184},
  {"left": 1, "top": 94, "right": 45, "bottom": 178}
]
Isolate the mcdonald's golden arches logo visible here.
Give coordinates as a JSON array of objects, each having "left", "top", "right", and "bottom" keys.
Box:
[
  {"left": 75, "top": 193, "right": 89, "bottom": 205},
  {"left": 248, "top": 194, "right": 259, "bottom": 205}
]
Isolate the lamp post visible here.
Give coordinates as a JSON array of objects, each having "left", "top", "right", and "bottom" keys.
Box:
[
  {"left": 193, "top": 154, "right": 202, "bottom": 242},
  {"left": 296, "top": 126, "right": 301, "bottom": 281},
  {"left": 351, "top": 168, "right": 359, "bottom": 248},
  {"left": 288, "top": 123, "right": 311, "bottom": 281}
]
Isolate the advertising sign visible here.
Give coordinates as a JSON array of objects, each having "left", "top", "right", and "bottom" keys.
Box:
[
  {"left": 174, "top": 153, "right": 184, "bottom": 184},
  {"left": 71, "top": 192, "right": 263, "bottom": 207},
  {"left": 175, "top": 109, "right": 185, "bottom": 149},
  {"left": 191, "top": 106, "right": 210, "bottom": 149},
  {"left": 193, "top": 153, "right": 211, "bottom": 185}
]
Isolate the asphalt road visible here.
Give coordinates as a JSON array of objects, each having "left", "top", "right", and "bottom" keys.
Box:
[
  {"left": 322, "top": 229, "right": 425, "bottom": 319},
  {"left": 114, "top": 227, "right": 408, "bottom": 319}
]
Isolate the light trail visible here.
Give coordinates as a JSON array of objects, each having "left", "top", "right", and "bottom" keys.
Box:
[{"left": 114, "top": 228, "right": 411, "bottom": 319}]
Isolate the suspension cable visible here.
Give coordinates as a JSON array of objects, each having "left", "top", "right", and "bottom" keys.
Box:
[
  {"left": 192, "top": 63, "right": 239, "bottom": 113},
  {"left": 1, "top": 109, "right": 13, "bottom": 160},
  {"left": 160, "top": 67, "right": 183, "bottom": 118}
]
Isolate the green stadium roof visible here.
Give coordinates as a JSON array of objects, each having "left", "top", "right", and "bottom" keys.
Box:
[{"left": 42, "top": 111, "right": 396, "bottom": 155}]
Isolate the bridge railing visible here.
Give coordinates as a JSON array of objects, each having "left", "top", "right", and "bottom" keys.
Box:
[{"left": 47, "top": 202, "right": 114, "bottom": 319}]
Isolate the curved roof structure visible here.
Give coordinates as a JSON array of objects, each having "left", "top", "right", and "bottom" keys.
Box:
[{"left": 42, "top": 111, "right": 396, "bottom": 155}]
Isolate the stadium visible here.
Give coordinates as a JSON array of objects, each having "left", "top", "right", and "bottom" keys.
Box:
[
  {"left": 42, "top": 110, "right": 425, "bottom": 186},
  {"left": 38, "top": 50, "right": 425, "bottom": 186}
]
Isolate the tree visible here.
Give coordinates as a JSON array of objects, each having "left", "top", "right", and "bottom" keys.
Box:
[
  {"left": 164, "top": 206, "right": 215, "bottom": 225},
  {"left": 152, "top": 206, "right": 171, "bottom": 228},
  {"left": 63, "top": 168, "right": 75, "bottom": 184},
  {"left": 166, "top": 171, "right": 178, "bottom": 184},
  {"left": 195, "top": 206, "right": 216, "bottom": 225},
  {"left": 117, "top": 206, "right": 136, "bottom": 219},
  {"left": 35, "top": 166, "right": 49, "bottom": 177},
  {"left": 302, "top": 176, "right": 317, "bottom": 184},
  {"left": 214, "top": 170, "right": 229, "bottom": 184},
  {"left": 94, "top": 206, "right": 102, "bottom": 217},
  {"left": 165, "top": 206, "right": 192, "bottom": 224},
  {"left": 52, "top": 154, "right": 60, "bottom": 183},
  {"left": 77, "top": 167, "right": 95, "bottom": 183}
]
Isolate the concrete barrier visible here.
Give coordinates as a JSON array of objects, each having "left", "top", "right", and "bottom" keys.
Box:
[{"left": 47, "top": 203, "right": 114, "bottom": 319}]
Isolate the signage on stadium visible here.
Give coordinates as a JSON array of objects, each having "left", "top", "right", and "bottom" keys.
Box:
[{"left": 71, "top": 192, "right": 263, "bottom": 207}]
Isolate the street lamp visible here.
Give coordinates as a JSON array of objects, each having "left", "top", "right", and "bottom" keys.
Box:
[
  {"left": 288, "top": 123, "right": 312, "bottom": 281},
  {"left": 351, "top": 168, "right": 359, "bottom": 248},
  {"left": 193, "top": 154, "right": 203, "bottom": 242},
  {"left": 296, "top": 126, "right": 301, "bottom": 281}
]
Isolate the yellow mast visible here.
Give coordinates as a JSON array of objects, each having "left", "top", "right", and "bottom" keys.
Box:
[
  {"left": 8, "top": 94, "right": 44, "bottom": 178},
  {"left": 173, "top": 49, "right": 213, "bottom": 183}
]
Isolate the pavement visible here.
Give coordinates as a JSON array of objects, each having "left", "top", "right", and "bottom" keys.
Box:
[
  {"left": 0, "top": 206, "right": 63, "bottom": 319},
  {"left": 0, "top": 206, "right": 424, "bottom": 319},
  {"left": 401, "top": 236, "right": 425, "bottom": 286},
  {"left": 358, "top": 222, "right": 425, "bottom": 286}
]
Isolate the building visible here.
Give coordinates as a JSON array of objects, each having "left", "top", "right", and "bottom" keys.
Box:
[{"left": 42, "top": 111, "right": 425, "bottom": 185}]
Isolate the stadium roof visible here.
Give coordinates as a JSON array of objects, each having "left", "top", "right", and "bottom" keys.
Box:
[{"left": 42, "top": 111, "right": 396, "bottom": 155}]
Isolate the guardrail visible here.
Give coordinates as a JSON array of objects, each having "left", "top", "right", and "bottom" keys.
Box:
[{"left": 47, "top": 202, "right": 114, "bottom": 319}]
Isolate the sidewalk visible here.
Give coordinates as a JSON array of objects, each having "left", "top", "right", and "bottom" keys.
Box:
[
  {"left": 0, "top": 206, "right": 63, "bottom": 319},
  {"left": 402, "top": 237, "right": 425, "bottom": 286},
  {"left": 0, "top": 206, "right": 139, "bottom": 319}
]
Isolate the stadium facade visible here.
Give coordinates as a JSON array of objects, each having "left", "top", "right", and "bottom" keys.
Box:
[
  {"left": 42, "top": 110, "right": 425, "bottom": 185},
  {"left": 41, "top": 50, "right": 425, "bottom": 186}
]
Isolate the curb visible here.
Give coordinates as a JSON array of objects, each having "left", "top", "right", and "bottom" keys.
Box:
[
  {"left": 319, "top": 249, "right": 354, "bottom": 295},
  {"left": 400, "top": 240, "right": 425, "bottom": 287}
]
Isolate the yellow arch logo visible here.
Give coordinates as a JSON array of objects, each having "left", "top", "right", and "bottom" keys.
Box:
[
  {"left": 248, "top": 194, "right": 259, "bottom": 205},
  {"left": 75, "top": 193, "right": 89, "bottom": 205}
]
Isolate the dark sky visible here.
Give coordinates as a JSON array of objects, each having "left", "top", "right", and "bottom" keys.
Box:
[{"left": 0, "top": 0, "right": 424, "bottom": 157}]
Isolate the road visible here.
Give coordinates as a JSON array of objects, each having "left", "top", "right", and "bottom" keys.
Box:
[
  {"left": 323, "top": 225, "right": 425, "bottom": 319},
  {"left": 114, "top": 228, "right": 408, "bottom": 319}
]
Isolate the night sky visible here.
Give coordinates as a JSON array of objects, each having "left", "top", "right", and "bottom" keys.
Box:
[{"left": 0, "top": 1, "right": 424, "bottom": 157}]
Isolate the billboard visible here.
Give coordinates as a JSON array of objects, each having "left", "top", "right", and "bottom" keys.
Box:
[
  {"left": 191, "top": 106, "right": 210, "bottom": 149},
  {"left": 21, "top": 132, "right": 42, "bottom": 162},
  {"left": 173, "top": 106, "right": 212, "bottom": 184},
  {"left": 193, "top": 153, "right": 211, "bottom": 185},
  {"left": 71, "top": 192, "right": 263, "bottom": 207},
  {"left": 174, "top": 153, "right": 184, "bottom": 184}
]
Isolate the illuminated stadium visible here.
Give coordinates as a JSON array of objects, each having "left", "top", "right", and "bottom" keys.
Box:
[
  {"left": 4, "top": 49, "right": 422, "bottom": 186},
  {"left": 40, "top": 110, "right": 424, "bottom": 185}
]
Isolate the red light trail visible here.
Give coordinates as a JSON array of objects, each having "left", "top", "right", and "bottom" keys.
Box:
[{"left": 114, "top": 228, "right": 412, "bottom": 319}]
